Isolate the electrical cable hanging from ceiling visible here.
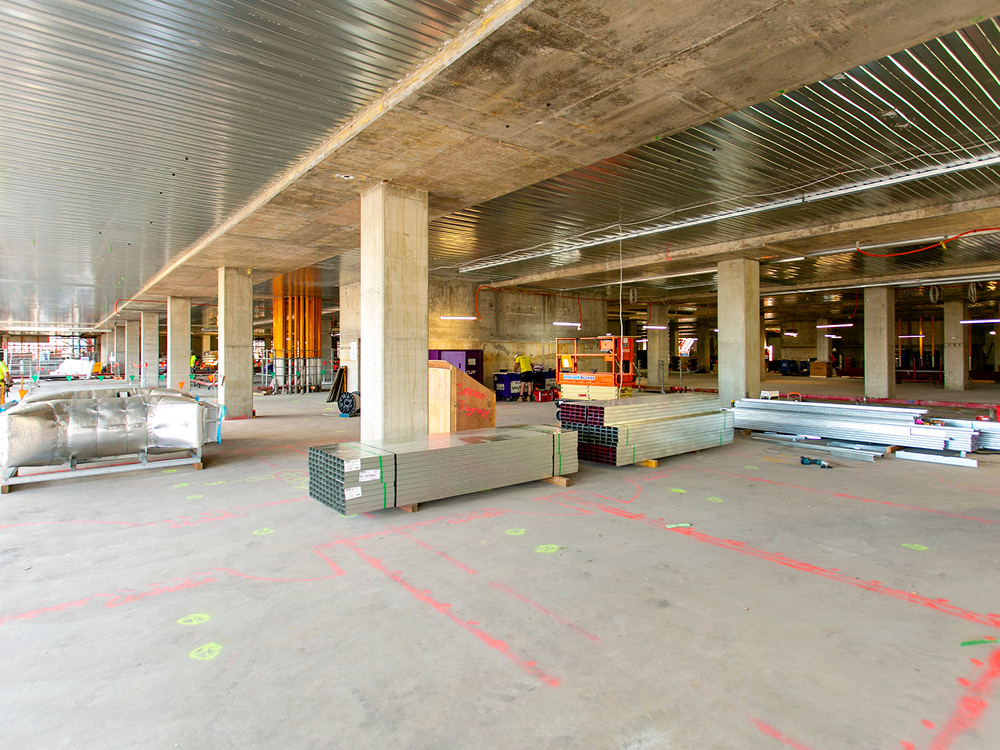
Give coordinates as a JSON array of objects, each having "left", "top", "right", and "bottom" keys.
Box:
[{"left": 855, "top": 226, "right": 1000, "bottom": 257}]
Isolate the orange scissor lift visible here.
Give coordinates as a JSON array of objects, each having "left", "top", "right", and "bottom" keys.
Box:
[{"left": 555, "top": 336, "right": 638, "bottom": 397}]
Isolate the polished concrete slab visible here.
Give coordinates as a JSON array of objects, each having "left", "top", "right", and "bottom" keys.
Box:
[{"left": 2, "top": 391, "right": 999, "bottom": 749}]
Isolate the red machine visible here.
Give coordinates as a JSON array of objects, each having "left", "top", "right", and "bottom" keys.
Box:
[{"left": 555, "top": 336, "right": 637, "bottom": 390}]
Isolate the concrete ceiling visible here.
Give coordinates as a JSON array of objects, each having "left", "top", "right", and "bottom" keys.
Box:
[{"left": 1, "top": 0, "right": 999, "bottom": 333}]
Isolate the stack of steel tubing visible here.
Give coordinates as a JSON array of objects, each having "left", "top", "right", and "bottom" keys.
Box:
[
  {"left": 308, "top": 426, "right": 576, "bottom": 514},
  {"left": 560, "top": 393, "right": 733, "bottom": 466},
  {"left": 732, "top": 399, "right": 979, "bottom": 452},
  {"left": 939, "top": 418, "right": 1000, "bottom": 450},
  {"left": 308, "top": 442, "right": 395, "bottom": 514}
]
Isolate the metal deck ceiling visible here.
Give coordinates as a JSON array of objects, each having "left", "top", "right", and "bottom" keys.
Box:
[
  {"left": 428, "top": 17, "right": 1000, "bottom": 290},
  {"left": 0, "top": 0, "right": 490, "bottom": 332}
]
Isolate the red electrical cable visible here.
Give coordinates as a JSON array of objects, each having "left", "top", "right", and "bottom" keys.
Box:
[{"left": 856, "top": 227, "right": 1000, "bottom": 257}]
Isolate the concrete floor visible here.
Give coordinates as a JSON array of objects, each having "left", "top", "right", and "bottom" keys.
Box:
[{"left": 2, "top": 390, "right": 1000, "bottom": 749}]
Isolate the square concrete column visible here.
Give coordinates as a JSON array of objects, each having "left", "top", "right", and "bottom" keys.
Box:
[
  {"left": 360, "top": 182, "right": 428, "bottom": 441},
  {"left": 167, "top": 296, "right": 191, "bottom": 392},
  {"left": 696, "top": 320, "right": 710, "bottom": 372},
  {"left": 339, "top": 281, "right": 361, "bottom": 393},
  {"left": 816, "top": 318, "right": 832, "bottom": 361},
  {"left": 124, "top": 320, "right": 140, "bottom": 383},
  {"left": 218, "top": 267, "right": 254, "bottom": 419},
  {"left": 645, "top": 305, "right": 669, "bottom": 387},
  {"left": 994, "top": 305, "right": 1000, "bottom": 372},
  {"left": 140, "top": 311, "right": 159, "bottom": 387},
  {"left": 201, "top": 334, "right": 212, "bottom": 356},
  {"left": 717, "top": 258, "right": 760, "bottom": 405},
  {"left": 114, "top": 324, "right": 126, "bottom": 373},
  {"left": 864, "top": 287, "right": 896, "bottom": 399},
  {"left": 943, "top": 300, "right": 969, "bottom": 391},
  {"left": 99, "top": 333, "right": 110, "bottom": 369}
]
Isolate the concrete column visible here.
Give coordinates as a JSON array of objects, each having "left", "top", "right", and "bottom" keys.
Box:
[
  {"left": 760, "top": 314, "right": 767, "bottom": 379},
  {"left": 645, "top": 306, "right": 669, "bottom": 387},
  {"left": 994, "top": 305, "right": 1000, "bottom": 372},
  {"left": 124, "top": 320, "right": 140, "bottom": 383},
  {"left": 816, "top": 318, "right": 831, "bottom": 362},
  {"left": 321, "top": 312, "right": 334, "bottom": 386},
  {"left": 99, "top": 333, "right": 110, "bottom": 370},
  {"left": 696, "top": 320, "right": 710, "bottom": 372},
  {"left": 669, "top": 326, "right": 678, "bottom": 371},
  {"left": 201, "top": 334, "right": 212, "bottom": 356},
  {"left": 360, "top": 182, "right": 428, "bottom": 441},
  {"left": 114, "top": 324, "right": 126, "bottom": 373},
  {"left": 140, "top": 311, "right": 159, "bottom": 388},
  {"left": 339, "top": 282, "right": 361, "bottom": 393},
  {"left": 167, "top": 297, "right": 191, "bottom": 392},
  {"left": 717, "top": 258, "right": 760, "bottom": 405},
  {"left": 218, "top": 267, "right": 254, "bottom": 419},
  {"left": 864, "top": 287, "right": 896, "bottom": 399},
  {"left": 943, "top": 300, "right": 969, "bottom": 391}
]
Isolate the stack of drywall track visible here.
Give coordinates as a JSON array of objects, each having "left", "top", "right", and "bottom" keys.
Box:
[
  {"left": 732, "top": 399, "right": 980, "bottom": 452},
  {"left": 559, "top": 393, "right": 734, "bottom": 466},
  {"left": 308, "top": 426, "right": 577, "bottom": 514}
]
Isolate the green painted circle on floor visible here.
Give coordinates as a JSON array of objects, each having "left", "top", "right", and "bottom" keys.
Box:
[
  {"left": 707, "top": 497, "right": 723, "bottom": 503},
  {"left": 253, "top": 528, "right": 274, "bottom": 536},
  {"left": 506, "top": 528, "right": 526, "bottom": 536},
  {"left": 744, "top": 465, "right": 758, "bottom": 470},
  {"left": 174, "top": 483, "right": 189, "bottom": 488},
  {"left": 535, "top": 544, "right": 559, "bottom": 553},
  {"left": 177, "top": 613, "right": 211, "bottom": 626},
  {"left": 901, "top": 543, "right": 928, "bottom": 551},
  {"left": 186, "top": 495, "right": 204, "bottom": 500},
  {"left": 670, "top": 488, "right": 686, "bottom": 494},
  {"left": 189, "top": 642, "right": 222, "bottom": 660}
]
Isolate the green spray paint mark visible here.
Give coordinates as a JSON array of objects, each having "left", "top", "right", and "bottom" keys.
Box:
[
  {"left": 506, "top": 529, "right": 526, "bottom": 535},
  {"left": 186, "top": 495, "right": 204, "bottom": 500},
  {"left": 669, "top": 488, "right": 686, "bottom": 494},
  {"left": 902, "top": 543, "right": 928, "bottom": 551},
  {"left": 162, "top": 469, "right": 177, "bottom": 474},
  {"left": 535, "top": 544, "right": 559, "bottom": 553},
  {"left": 189, "top": 643, "right": 223, "bottom": 660},
  {"left": 206, "top": 480, "right": 227, "bottom": 485},
  {"left": 177, "top": 613, "right": 211, "bottom": 626},
  {"left": 707, "top": 497, "right": 723, "bottom": 503},
  {"left": 744, "top": 465, "right": 758, "bottom": 470},
  {"left": 961, "top": 638, "right": 997, "bottom": 647},
  {"left": 663, "top": 523, "right": 691, "bottom": 529},
  {"left": 174, "top": 483, "right": 189, "bottom": 488},
  {"left": 253, "top": 528, "right": 274, "bottom": 536}
]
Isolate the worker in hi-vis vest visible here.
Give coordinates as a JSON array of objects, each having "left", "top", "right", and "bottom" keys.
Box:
[
  {"left": 0, "top": 359, "right": 8, "bottom": 404},
  {"left": 514, "top": 353, "right": 533, "bottom": 401}
]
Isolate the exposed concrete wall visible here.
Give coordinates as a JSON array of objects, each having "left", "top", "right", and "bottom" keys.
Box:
[
  {"left": 338, "top": 282, "right": 361, "bottom": 393},
  {"left": 360, "top": 182, "right": 428, "bottom": 442},
  {"left": 218, "top": 267, "right": 254, "bottom": 419},
  {"left": 864, "top": 287, "right": 896, "bottom": 399},
  {"left": 943, "top": 300, "right": 969, "bottom": 390},
  {"left": 167, "top": 297, "right": 191, "bottom": 392},
  {"left": 427, "top": 278, "right": 607, "bottom": 383},
  {"left": 717, "top": 259, "right": 760, "bottom": 405}
]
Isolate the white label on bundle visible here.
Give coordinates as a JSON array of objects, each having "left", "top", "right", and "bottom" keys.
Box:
[
  {"left": 343, "top": 459, "right": 361, "bottom": 472},
  {"left": 359, "top": 469, "right": 381, "bottom": 482},
  {"left": 344, "top": 486, "right": 363, "bottom": 500}
]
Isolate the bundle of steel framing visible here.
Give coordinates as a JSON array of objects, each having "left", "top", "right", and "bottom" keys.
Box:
[
  {"left": 560, "top": 393, "right": 734, "bottom": 466},
  {"left": 308, "top": 426, "right": 577, "bottom": 514},
  {"left": 732, "top": 399, "right": 980, "bottom": 453}
]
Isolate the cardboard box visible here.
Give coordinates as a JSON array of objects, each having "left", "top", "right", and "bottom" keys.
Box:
[{"left": 810, "top": 361, "right": 833, "bottom": 378}]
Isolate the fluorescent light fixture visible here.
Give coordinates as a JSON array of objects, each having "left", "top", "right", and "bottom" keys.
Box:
[
  {"left": 992, "top": 331, "right": 997, "bottom": 336},
  {"left": 816, "top": 323, "right": 853, "bottom": 329},
  {"left": 636, "top": 338, "right": 648, "bottom": 343},
  {"left": 898, "top": 334, "right": 925, "bottom": 339},
  {"left": 959, "top": 318, "right": 1000, "bottom": 324},
  {"left": 825, "top": 334, "right": 842, "bottom": 339},
  {"left": 713, "top": 328, "right": 719, "bottom": 332},
  {"left": 783, "top": 330, "right": 798, "bottom": 337},
  {"left": 553, "top": 321, "right": 582, "bottom": 327},
  {"left": 643, "top": 324, "right": 668, "bottom": 330},
  {"left": 459, "top": 150, "right": 1000, "bottom": 273},
  {"left": 439, "top": 316, "right": 478, "bottom": 321}
]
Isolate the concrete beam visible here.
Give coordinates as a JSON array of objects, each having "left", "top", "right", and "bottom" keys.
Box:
[{"left": 864, "top": 287, "right": 895, "bottom": 399}]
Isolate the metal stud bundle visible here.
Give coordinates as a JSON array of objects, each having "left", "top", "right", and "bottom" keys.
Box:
[
  {"left": 732, "top": 399, "right": 980, "bottom": 452},
  {"left": 309, "top": 426, "right": 577, "bottom": 514},
  {"left": 559, "top": 393, "right": 734, "bottom": 466}
]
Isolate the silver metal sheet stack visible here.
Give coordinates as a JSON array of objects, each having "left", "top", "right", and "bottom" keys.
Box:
[
  {"left": 560, "top": 393, "right": 734, "bottom": 466},
  {"left": 732, "top": 399, "right": 980, "bottom": 452},
  {"left": 940, "top": 418, "right": 1000, "bottom": 450},
  {"left": 308, "top": 442, "right": 395, "bottom": 514},
  {"left": 308, "top": 426, "right": 576, "bottom": 514}
]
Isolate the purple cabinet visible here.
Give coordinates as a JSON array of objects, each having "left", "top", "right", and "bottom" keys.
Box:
[{"left": 428, "top": 349, "right": 484, "bottom": 383}]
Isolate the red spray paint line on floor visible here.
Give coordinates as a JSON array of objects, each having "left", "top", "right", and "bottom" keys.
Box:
[
  {"left": 346, "top": 542, "right": 560, "bottom": 687},
  {"left": 926, "top": 648, "right": 1000, "bottom": 750},
  {"left": 751, "top": 718, "right": 816, "bottom": 749},
  {"left": 490, "top": 581, "right": 600, "bottom": 642}
]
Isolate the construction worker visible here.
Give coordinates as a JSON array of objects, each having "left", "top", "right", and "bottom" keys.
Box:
[
  {"left": 514, "top": 353, "right": 533, "bottom": 401},
  {"left": 190, "top": 352, "right": 197, "bottom": 371},
  {"left": 0, "top": 358, "right": 7, "bottom": 405}
]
